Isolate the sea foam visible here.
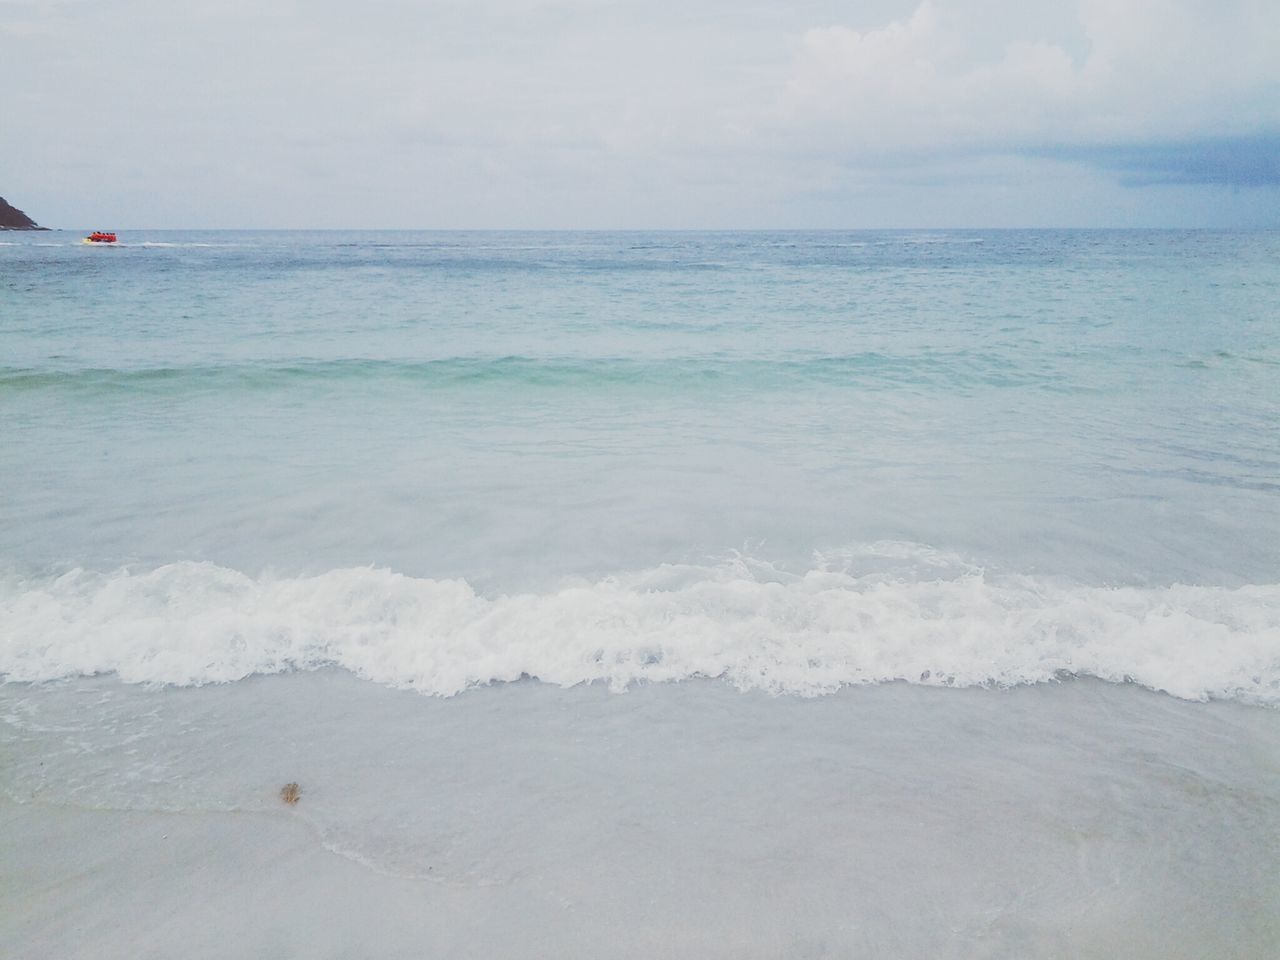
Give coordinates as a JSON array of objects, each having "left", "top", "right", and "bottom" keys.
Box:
[{"left": 4, "top": 551, "right": 1278, "bottom": 704}]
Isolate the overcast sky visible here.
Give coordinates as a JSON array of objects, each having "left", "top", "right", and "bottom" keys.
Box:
[{"left": 3, "top": 0, "right": 1278, "bottom": 228}]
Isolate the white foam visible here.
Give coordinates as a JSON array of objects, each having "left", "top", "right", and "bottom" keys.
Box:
[
  {"left": 133, "top": 241, "right": 235, "bottom": 248},
  {"left": 2, "top": 553, "right": 1278, "bottom": 703}
]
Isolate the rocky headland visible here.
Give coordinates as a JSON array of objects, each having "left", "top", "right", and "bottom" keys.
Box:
[{"left": 0, "top": 197, "right": 48, "bottom": 230}]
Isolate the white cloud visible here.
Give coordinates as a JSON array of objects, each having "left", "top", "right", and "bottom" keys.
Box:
[{"left": 773, "top": 0, "right": 1280, "bottom": 157}]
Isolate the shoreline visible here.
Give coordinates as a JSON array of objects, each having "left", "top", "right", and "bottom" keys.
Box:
[{"left": 5, "top": 674, "right": 1278, "bottom": 958}]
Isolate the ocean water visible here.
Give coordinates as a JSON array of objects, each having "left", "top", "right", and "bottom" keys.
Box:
[{"left": 3, "top": 230, "right": 1279, "bottom": 956}]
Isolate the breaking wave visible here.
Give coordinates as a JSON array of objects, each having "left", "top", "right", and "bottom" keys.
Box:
[{"left": 3, "top": 552, "right": 1277, "bottom": 704}]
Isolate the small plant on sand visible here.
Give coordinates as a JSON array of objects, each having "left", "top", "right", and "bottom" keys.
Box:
[{"left": 280, "top": 782, "right": 301, "bottom": 805}]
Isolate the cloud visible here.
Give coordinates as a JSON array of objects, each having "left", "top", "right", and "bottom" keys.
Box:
[
  {"left": 3, "top": 0, "right": 1278, "bottom": 226},
  {"left": 772, "top": 0, "right": 1280, "bottom": 158},
  {"left": 1040, "top": 134, "right": 1280, "bottom": 188}
]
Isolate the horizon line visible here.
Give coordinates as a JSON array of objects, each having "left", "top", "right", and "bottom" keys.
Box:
[{"left": 11, "top": 225, "right": 1278, "bottom": 233}]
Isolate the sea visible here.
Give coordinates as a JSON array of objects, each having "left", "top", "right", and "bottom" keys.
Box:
[{"left": 2, "top": 230, "right": 1278, "bottom": 958}]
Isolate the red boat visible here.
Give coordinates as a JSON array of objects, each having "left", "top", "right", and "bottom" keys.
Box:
[{"left": 84, "top": 231, "right": 117, "bottom": 243}]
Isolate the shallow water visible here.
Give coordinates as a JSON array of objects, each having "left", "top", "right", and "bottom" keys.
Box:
[{"left": 3, "top": 229, "right": 1279, "bottom": 695}]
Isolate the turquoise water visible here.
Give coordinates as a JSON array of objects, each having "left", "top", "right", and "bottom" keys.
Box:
[
  {"left": 4, "top": 230, "right": 1280, "bottom": 956},
  {"left": 3, "top": 230, "right": 1279, "bottom": 695},
  {"left": 5, "top": 230, "right": 1279, "bottom": 581}
]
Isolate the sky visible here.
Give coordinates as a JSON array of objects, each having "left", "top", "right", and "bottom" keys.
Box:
[{"left": 2, "top": 0, "right": 1278, "bottom": 228}]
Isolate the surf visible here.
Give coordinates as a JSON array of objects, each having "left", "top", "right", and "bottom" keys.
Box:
[{"left": 3, "top": 554, "right": 1277, "bottom": 704}]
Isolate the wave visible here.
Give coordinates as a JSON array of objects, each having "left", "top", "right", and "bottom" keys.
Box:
[
  {"left": 0, "top": 353, "right": 1066, "bottom": 395},
  {"left": 2, "top": 553, "right": 1277, "bottom": 704},
  {"left": 131, "top": 241, "right": 239, "bottom": 248}
]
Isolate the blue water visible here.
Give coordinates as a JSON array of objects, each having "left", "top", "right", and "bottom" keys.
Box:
[
  {"left": 2, "top": 230, "right": 1279, "bottom": 698},
  {"left": 4, "top": 230, "right": 1280, "bottom": 956},
  {"left": 5, "top": 229, "right": 1279, "bottom": 577}
]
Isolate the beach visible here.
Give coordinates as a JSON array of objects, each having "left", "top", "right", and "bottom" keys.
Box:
[{"left": 5, "top": 674, "right": 1278, "bottom": 959}]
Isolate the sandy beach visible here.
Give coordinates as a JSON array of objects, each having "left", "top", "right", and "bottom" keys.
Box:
[{"left": 4, "top": 674, "right": 1278, "bottom": 959}]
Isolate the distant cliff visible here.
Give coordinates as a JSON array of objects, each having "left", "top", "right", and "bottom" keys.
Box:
[{"left": 0, "top": 197, "right": 47, "bottom": 230}]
